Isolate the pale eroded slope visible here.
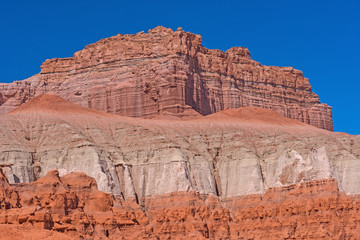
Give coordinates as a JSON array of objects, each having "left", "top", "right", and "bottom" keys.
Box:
[{"left": 0, "top": 95, "right": 358, "bottom": 205}]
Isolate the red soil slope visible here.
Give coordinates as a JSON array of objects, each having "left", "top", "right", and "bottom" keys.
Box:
[
  {"left": 202, "top": 106, "right": 308, "bottom": 126},
  {"left": 8, "top": 94, "right": 108, "bottom": 117},
  {"left": 8, "top": 94, "right": 311, "bottom": 127}
]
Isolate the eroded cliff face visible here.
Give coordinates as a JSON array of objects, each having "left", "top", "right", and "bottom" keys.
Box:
[
  {"left": 1, "top": 168, "right": 360, "bottom": 239},
  {"left": 0, "top": 95, "right": 357, "bottom": 199},
  {"left": 0, "top": 95, "right": 358, "bottom": 239},
  {"left": 0, "top": 26, "right": 332, "bottom": 130}
]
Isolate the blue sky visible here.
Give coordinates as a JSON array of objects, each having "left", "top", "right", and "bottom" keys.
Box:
[{"left": 1, "top": 0, "right": 359, "bottom": 134}]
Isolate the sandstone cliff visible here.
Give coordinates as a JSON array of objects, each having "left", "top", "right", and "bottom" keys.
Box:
[{"left": 0, "top": 26, "right": 332, "bottom": 130}]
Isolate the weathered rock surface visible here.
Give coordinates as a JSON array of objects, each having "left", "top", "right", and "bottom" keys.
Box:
[
  {"left": 0, "top": 168, "right": 147, "bottom": 239},
  {"left": 0, "top": 26, "right": 332, "bottom": 130},
  {"left": 0, "top": 95, "right": 358, "bottom": 200},
  {"left": 2, "top": 167, "right": 360, "bottom": 239},
  {"left": 0, "top": 94, "right": 357, "bottom": 239},
  {"left": 0, "top": 95, "right": 358, "bottom": 238}
]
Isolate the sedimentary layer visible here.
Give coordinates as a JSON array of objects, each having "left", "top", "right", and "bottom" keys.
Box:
[
  {"left": 0, "top": 95, "right": 357, "bottom": 200},
  {"left": 1, "top": 168, "right": 360, "bottom": 239},
  {"left": 0, "top": 26, "right": 332, "bottom": 130}
]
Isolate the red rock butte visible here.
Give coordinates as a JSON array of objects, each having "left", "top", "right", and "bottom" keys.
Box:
[
  {"left": 0, "top": 26, "right": 332, "bottom": 130},
  {"left": 1, "top": 27, "right": 357, "bottom": 239}
]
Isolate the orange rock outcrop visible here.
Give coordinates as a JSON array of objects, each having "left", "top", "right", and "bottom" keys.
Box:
[
  {"left": 2, "top": 167, "right": 360, "bottom": 239},
  {"left": 0, "top": 26, "right": 332, "bottom": 130}
]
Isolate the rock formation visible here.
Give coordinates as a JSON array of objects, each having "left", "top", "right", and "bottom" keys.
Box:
[
  {"left": 0, "top": 95, "right": 357, "bottom": 198},
  {"left": 0, "top": 27, "right": 356, "bottom": 238},
  {"left": 1, "top": 167, "right": 360, "bottom": 239},
  {"left": 0, "top": 95, "right": 357, "bottom": 238},
  {"left": 0, "top": 26, "right": 332, "bottom": 130}
]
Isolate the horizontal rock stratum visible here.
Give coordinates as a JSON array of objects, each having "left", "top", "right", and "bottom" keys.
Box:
[
  {"left": 0, "top": 94, "right": 358, "bottom": 239},
  {"left": 0, "top": 26, "right": 332, "bottom": 130},
  {"left": 1, "top": 95, "right": 357, "bottom": 197},
  {"left": 0, "top": 27, "right": 353, "bottom": 238},
  {"left": 0, "top": 95, "right": 358, "bottom": 238}
]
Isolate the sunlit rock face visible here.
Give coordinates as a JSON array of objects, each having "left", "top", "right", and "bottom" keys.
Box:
[
  {"left": 1, "top": 166, "right": 360, "bottom": 239},
  {"left": 0, "top": 95, "right": 357, "bottom": 198},
  {"left": 0, "top": 94, "right": 358, "bottom": 239},
  {"left": 0, "top": 26, "right": 332, "bottom": 130},
  {"left": 0, "top": 26, "right": 356, "bottom": 238}
]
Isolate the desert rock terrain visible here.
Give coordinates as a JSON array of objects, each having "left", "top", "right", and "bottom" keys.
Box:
[
  {"left": 0, "top": 26, "right": 332, "bottom": 130},
  {"left": 0, "top": 95, "right": 358, "bottom": 239},
  {"left": 0, "top": 27, "right": 358, "bottom": 239}
]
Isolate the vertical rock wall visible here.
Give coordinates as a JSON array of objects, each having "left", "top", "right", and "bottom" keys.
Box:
[{"left": 0, "top": 26, "right": 332, "bottom": 130}]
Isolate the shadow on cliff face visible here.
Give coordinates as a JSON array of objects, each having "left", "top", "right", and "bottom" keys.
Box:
[{"left": 185, "top": 56, "right": 212, "bottom": 115}]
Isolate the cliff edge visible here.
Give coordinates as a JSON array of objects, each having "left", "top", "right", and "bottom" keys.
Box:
[{"left": 0, "top": 26, "right": 332, "bottom": 130}]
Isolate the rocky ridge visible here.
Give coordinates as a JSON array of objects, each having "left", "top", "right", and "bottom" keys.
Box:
[{"left": 0, "top": 26, "right": 332, "bottom": 130}]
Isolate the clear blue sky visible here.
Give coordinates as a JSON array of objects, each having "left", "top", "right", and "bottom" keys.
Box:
[{"left": 1, "top": 0, "right": 359, "bottom": 134}]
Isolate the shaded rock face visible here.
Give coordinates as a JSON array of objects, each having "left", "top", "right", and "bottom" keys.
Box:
[{"left": 0, "top": 26, "right": 332, "bottom": 130}]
